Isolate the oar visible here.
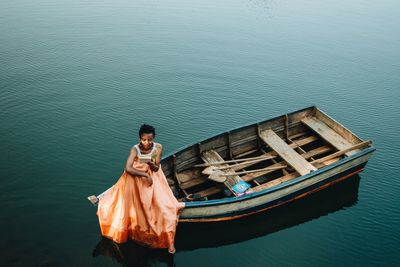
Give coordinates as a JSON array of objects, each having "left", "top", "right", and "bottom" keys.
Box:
[
  {"left": 207, "top": 165, "right": 287, "bottom": 182},
  {"left": 194, "top": 154, "right": 275, "bottom": 167},
  {"left": 216, "top": 165, "right": 287, "bottom": 176},
  {"left": 201, "top": 155, "right": 276, "bottom": 175},
  {"left": 218, "top": 155, "right": 276, "bottom": 171},
  {"left": 311, "top": 140, "right": 372, "bottom": 164}
]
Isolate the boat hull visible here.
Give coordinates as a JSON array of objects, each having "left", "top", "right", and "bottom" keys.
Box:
[{"left": 179, "top": 147, "right": 375, "bottom": 222}]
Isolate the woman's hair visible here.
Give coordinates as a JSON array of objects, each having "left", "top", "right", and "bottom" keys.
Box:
[{"left": 139, "top": 124, "right": 156, "bottom": 137}]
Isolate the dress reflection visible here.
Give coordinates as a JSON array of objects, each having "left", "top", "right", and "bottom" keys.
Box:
[{"left": 93, "top": 175, "right": 361, "bottom": 266}]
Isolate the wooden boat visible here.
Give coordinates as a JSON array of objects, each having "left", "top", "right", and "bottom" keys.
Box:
[
  {"left": 93, "top": 106, "right": 375, "bottom": 222},
  {"left": 161, "top": 106, "right": 375, "bottom": 222}
]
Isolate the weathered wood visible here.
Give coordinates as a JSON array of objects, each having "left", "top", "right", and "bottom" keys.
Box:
[
  {"left": 195, "top": 154, "right": 275, "bottom": 167},
  {"left": 177, "top": 169, "right": 209, "bottom": 190},
  {"left": 287, "top": 107, "right": 316, "bottom": 124},
  {"left": 253, "top": 172, "right": 298, "bottom": 192},
  {"left": 231, "top": 141, "right": 259, "bottom": 158},
  {"left": 217, "top": 155, "right": 276, "bottom": 171},
  {"left": 313, "top": 157, "right": 341, "bottom": 168},
  {"left": 257, "top": 123, "right": 262, "bottom": 150},
  {"left": 241, "top": 143, "right": 330, "bottom": 182},
  {"left": 178, "top": 186, "right": 222, "bottom": 201},
  {"left": 172, "top": 155, "right": 178, "bottom": 183},
  {"left": 289, "top": 131, "right": 307, "bottom": 140},
  {"left": 315, "top": 108, "right": 362, "bottom": 145},
  {"left": 272, "top": 157, "right": 289, "bottom": 175},
  {"left": 227, "top": 132, "right": 232, "bottom": 159},
  {"left": 284, "top": 114, "right": 290, "bottom": 142},
  {"left": 288, "top": 135, "right": 318, "bottom": 147},
  {"left": 259, "top": 129, "right": 317, "bottom": 175},
  {"left": 178, "top": 142, "right": 337, "bottom": 197},
  {"left": 175, "top": 146, "right": 198, "bottom": 163},
  {"left": 200, "top": 135, "right": 228, "bottom": 153},
  {"left": 176, "top": 157, "right": 200, "bottom": 171},
  {"left": 301, "top": 146, "right": 332, "bottom": 159},
  {"left": 196, "top": 134, "right": 319, "bottom": 184},
  {"left": 302, "top": 117, "right": 359, "bottom": 156},
  {"left": 311, "top": 140, "right": 372, "bottom": 164},
  {"left": 234, "top": 148, "right": 259, "bottom": 159},
  {"left": 230, "top": 126, "right": 258, "bottom": 145},
  {"left": 215, "top": 165, "right": 287, "bottom": 176},
  {"left": 261, "top": 147, "right": 289, "bottom": 175},
  {"left": 195, "top": 186, "right": 222, "bottom": 198},
  {"left": 242, "top": 162, "right": 287, "bottom": 182},
  {"left": 201, "top": 150, "right": 245, "bottom": 195},
  {"left": 257, "top": 116, "right": 285, "bottom": 134},
  {"left": 252, "top": 141, "right": 370, "bottom": 192},
  {"left": 196, "top": 135, "right": 318, "bottom": 172}
]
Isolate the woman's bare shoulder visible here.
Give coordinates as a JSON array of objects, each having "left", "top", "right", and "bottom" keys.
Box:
[
  {"left": 155, "top": 143, "right": 162, "bottom": 150},
  {"left": 130, "top": 145, "right": 139, "bottom": 154}
]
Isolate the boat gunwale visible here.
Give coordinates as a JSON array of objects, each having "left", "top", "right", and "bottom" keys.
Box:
[{"left": 182, "top": 146, "right": 375, "bottom": 208}]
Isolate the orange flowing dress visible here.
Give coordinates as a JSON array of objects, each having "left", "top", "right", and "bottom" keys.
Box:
[{"left": 97, "top": 144, "right": 185, "bottom": 247}]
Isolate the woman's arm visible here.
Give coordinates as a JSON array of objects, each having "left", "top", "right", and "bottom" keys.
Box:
[
  {"left": 125, "top": 147, "right": 150, "bottom": 178},
  {"left": 147, "top": 143, "right": 163, "bottom": 172}
]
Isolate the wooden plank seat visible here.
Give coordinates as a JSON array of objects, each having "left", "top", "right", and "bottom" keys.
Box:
[
  {"left": 301, "top": 117, "right": 359, "bottom": 156},
  {"left": 259, "top": 129, "right": 317, "bottom": 176},
  {"left": 201, "top": 150, "right": 246, "bottom": 196}
]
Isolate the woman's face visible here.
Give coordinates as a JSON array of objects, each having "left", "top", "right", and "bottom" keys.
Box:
[{"left": 140, "top": 133, "right": 154, "bottom": 150}]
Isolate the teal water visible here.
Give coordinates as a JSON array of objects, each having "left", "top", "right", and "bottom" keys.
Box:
[{"left": 1, "top": 0, "right": 399, "bottom": 266}]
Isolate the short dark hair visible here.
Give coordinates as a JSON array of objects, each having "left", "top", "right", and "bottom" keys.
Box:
[{"left": 139, "top": 124, "right": 156, "bottom": 137}]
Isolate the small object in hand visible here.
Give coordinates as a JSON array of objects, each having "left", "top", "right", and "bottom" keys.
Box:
[
  {"left": 138, "top": 154, "right": 152, "bottom": 163},
  {"left": 87, "top": 195, "right": 99, "bottom": 205}
]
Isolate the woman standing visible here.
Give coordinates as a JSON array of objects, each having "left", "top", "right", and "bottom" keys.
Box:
[{"left": 96, "top": 124, "right": 184, "bottom": 254}]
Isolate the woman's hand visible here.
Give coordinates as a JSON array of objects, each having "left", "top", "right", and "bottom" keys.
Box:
[{"left": 147, "top": 160, "right": 159, "bottom": 172}]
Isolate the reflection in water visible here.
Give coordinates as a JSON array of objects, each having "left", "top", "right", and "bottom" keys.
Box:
[
  {"left": 93, "top": 175, "right": 361, "bottom": 266},
  {"left": 92, "top": 239, "right": 175, "bottom": 267}
]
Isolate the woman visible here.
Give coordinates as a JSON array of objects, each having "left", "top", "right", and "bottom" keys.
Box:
[{"left": 96, "top": 124, "right": 184, "bottom": 254}]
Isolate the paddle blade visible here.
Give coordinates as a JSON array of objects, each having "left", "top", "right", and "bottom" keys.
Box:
[
  {"left": 208, "top": 170, "right": 227, "bottom": 183},
  {"left": 202, "top": 166, "right": 219, "bottom": 175}
]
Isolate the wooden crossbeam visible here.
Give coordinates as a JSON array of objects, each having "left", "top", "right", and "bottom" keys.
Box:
[
  {"left": 259, "top": 129, "right": 317, "bottom": 176},
  {"left": 302, "top": 117, "right": 359, "bottom": 156}
]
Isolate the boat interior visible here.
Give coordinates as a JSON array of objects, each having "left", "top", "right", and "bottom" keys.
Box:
[{"left": 161, "top": 107, "right": 372, "bottom": 201}]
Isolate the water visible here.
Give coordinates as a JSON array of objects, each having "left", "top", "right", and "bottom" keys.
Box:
[{"left": 1, "top": 0, "right": 399, "bottom": 266}]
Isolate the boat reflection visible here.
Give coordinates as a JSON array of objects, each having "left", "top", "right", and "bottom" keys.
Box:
[{"left": 93, "top": 174, "right": 361, "bottom": 266}]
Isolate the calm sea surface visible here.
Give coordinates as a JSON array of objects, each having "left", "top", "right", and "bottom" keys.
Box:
[{"left": 1, "top": 0, "right": 399, "bottom": 266}]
